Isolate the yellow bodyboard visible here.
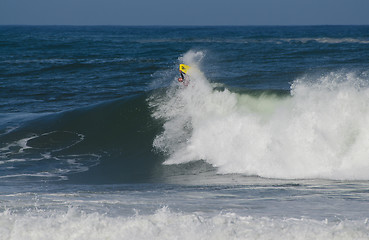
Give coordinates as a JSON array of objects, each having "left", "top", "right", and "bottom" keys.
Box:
[{"left": 179, "top": 64, "right": 191, "bottom": 74}]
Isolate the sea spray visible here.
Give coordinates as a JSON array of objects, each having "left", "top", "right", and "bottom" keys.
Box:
[{"left": 151, "top": 51, "right": 369, "bottom": 180}]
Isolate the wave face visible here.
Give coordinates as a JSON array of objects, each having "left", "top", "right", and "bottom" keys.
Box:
[
  {"left": 2, "top": 50, "right": 369, "bottom": 183},
  {"left": 0, "top": 95, "right": 164, "bottom": 184},
  {"left": 151, "top": 51, "right": 369, "bottom": 180}
]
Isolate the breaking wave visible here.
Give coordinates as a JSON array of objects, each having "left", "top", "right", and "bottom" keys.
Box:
[
  {"left": 151, "top": 51, "right": 369, "bottom": 180},
  {"left": 3, "top": 50, "right": 369, "bottom": 183}
]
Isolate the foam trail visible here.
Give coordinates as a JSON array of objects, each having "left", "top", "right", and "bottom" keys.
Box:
[{"left": 151, "top": 51, "right": 369, "bottom": 180}]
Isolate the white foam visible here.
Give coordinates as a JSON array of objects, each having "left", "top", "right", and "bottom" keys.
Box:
[
  {"left": 279, "top": 38, "right": 369, "bottom": 44},
  {"left": 0, "top": 131, "right": 100, "bottom": 181},
  {"left": 152, "top": 51, "right": 369, "bottom": 180},
  {"left": 0, "top": 207, "right": 368, "bottom": 240}
]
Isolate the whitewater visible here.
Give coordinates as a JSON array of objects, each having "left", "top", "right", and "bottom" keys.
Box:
[
  {"left": 151, "top": 51, "right": 369, "bottom": 180},
  {"left": 1, "top": 207, "right": 369, "bottom": 240}
]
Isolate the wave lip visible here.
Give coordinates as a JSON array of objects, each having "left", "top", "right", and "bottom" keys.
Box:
[{"left": 152, "top": 51, "right": 369, "bottom": 180}]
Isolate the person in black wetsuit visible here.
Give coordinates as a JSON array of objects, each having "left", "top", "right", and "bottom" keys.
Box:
[{"left": 178, "top": 70, "right": 185, "bottom": 83}]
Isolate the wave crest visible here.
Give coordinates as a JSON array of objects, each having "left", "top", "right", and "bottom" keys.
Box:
[{"left": 151, "top": 51, "right": 369, "bottom": 180}]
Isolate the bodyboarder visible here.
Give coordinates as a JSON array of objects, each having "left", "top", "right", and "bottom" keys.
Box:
[{"left": 178, "top": 64, "right": 191, "bottom": 86}]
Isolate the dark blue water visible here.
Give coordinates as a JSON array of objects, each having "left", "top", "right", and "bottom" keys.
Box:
[{"left": 1, "top": 26, "right": 369, "bottom": 239}]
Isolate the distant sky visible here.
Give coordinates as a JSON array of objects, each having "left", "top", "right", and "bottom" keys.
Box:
[{"left": 1, "top": 0, "right": 369, "bottom": 25}]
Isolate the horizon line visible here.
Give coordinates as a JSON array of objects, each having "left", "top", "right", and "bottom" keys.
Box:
[{"left": 1, "top": 23, "right": 369, "bottom": 27}]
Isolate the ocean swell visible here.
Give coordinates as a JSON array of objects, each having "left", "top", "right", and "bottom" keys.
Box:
[{"left": 0, "top": 94, "right": 162, "bottom": 183}]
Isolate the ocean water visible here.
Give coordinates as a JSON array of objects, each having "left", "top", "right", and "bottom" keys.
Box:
[{"left": 1, "top": 25, "right": 369, "bottom": 239}]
